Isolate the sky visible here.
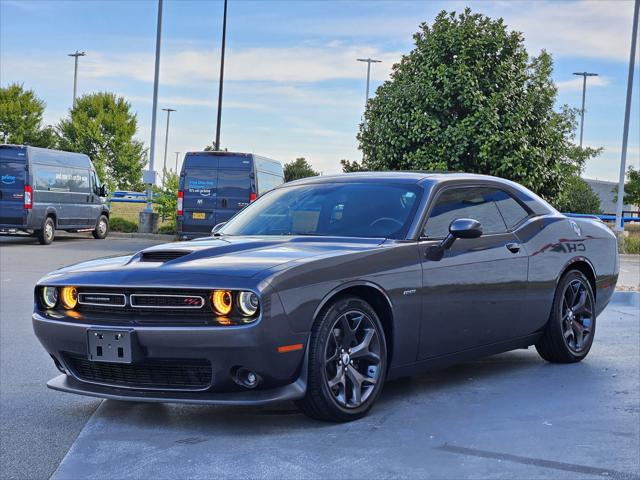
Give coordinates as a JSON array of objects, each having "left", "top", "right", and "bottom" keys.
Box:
[{"left": 1, "top": 0, "right": 638, "bottom": 181}]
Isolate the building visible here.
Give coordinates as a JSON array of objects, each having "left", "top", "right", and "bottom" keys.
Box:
[{"left": 584, "top": 179, "right": 638, "bottom": 215}]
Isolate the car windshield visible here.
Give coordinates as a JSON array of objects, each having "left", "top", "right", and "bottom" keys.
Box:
[{"left": 220, "top": 182, "right": 422, "bottom": 239}]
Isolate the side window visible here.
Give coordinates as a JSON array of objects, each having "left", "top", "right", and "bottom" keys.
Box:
[
  {"left": 492, "top": 189, "right": 529, "bottom": 229},
  {"left": 91, "top": 170, "right": 100, "bottom": 195},
  {"left": 34, "top": 165, "right": 90, "bottom": 193},
  {"left": 256, "top": 171, "right": 283, "bottom": 195},
  {"left": 423, "top": 187, "right": 508, "bottom": 238}
]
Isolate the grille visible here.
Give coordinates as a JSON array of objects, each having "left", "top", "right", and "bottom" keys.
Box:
[
  {"left": 66, "top": 355, "right": 212, "bottom": 390},
  {"left": 140, "top": 250, "right": 191, "bottom": 262},
  {"left": 130, "top": 294, "right": 205, "bottom": 309},
  {"left": 78, "top": 293, "right": 126, "bottom": 307}
]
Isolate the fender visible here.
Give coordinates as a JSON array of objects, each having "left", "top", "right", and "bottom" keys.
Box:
[
  {"left": 312, "top": 279, "right": 394, "bottom": 323},
  {"left": 556, "top": 255, "right": 597, "bottom": 288},
  {"left": 43, "top": 207, "right": 58, "bottom": 227}
]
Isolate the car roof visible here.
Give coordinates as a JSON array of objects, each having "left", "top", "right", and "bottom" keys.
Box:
[{"left": 283, "top": 171, "right": 505, "bottom": 186}]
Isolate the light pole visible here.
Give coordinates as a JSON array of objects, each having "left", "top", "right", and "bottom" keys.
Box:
[
  {"left": 161, "top": 108, "right": 176, "bottom": 183},
  {"left": 572, "top": 71, "right": 598, "bottom": 148},
  {"left": 214, "top": 0, "right": 228, "bottom": 151},
  {"left": 357, "top": 58, "right": 382, "bottom": 107},
  {"left": 615, "top": 0, "right": 639, "bottom": 233},
  {"left": 174, "top": 152, "right": 181, "bottom": 173},
  {"left": 140, "top": 0, "right": 163, "bottom": 233},
  {"left": 68, "top": 51, "right": 86, "bottom": 106}
]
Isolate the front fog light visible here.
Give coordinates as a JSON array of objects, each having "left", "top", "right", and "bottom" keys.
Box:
[
  {"left": 211, "top": 290, "right": 232, "bottom": 316},
  {"left": 60, "top": 286, "right": 78, "bottom": 310},
  {"left": 42, "top": 287, "right": 58, "bottom": 308},
  {"left": 237, "top": 291, "right": 259, "bottom": 316}
]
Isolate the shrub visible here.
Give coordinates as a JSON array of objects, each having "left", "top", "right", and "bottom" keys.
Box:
[{"left": 109, "top": 216, "right": 138, "bottom": 233}]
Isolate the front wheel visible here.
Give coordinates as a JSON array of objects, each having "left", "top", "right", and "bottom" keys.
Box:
[
  {"left": 535, "top": 270, "right": 596, "bottom": 363},
  {"left": 296, "top": 296, "right": 387, "bottom": 422},
  {"left": 92, "top": 215, "right": 108, "bottom": 239}
]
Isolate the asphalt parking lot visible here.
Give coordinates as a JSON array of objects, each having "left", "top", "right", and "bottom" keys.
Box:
[{"left": 1, "top": 235, "right": 638, "bottom": 479}]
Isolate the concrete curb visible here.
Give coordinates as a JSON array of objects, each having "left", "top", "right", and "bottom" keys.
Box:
[
  {"left": 611, "top": 291, "right": 640, "bottom": 308},
  {"left": 107, "top": 232, "right": 176, "bottom": 242}
]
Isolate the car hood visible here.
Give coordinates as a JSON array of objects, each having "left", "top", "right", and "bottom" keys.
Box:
[{"left": 39, "top": 236, "right": 386, "bottom": 286}]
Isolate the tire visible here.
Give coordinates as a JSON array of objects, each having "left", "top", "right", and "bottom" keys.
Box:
[
  {"left": 37, "top": 217, "right": 55, "bottom": 245},
  {"left": 92, "top": 215, "right": 108, "bottom": 239},
  {"left": 535, "top": 270, "right": 596, "bottom": 363},
  {"left": 295, "top": 296, "right": 387, "bottom": 422}
]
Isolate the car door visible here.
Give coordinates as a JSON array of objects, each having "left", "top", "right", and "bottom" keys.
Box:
[
  {"left": 215, "top": 156, "right": 252, "bottom": 224},
  {"left": 88, "top": 170, "right": 103, "bottom": 226},
  {"left": 0, "top": 153, "right": 27, "bottom": 227},
  {"left": 417, "top": 185, "right": 530, "bottom": 359},
  {"left": 182, "top": 166, "right": 219, "bottom": 236}
]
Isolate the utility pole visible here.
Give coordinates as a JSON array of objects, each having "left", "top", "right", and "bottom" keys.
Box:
[
  {"left": 140, "top": 0, "right": 163, "bottom": 233},
  {"left": 214, "top": 0, "right": 228, "bottom": 151},
  {"left": 174, "top": 152, "right": 181, "bottom": 173},
  {"left": 615, "top": 0, "right": 639, "bottom": 233},
  {"left": 161, "top": 108, "right": 176, "bottom": 183},
  {"left": 572, "top": 71, "right": 598, "bottom": 148},
  {"left": 357, "top": 58, "right": 382, "bottom": 107},
  {"left": 68, "top": 51, "right": 86, "bottom": 106}
]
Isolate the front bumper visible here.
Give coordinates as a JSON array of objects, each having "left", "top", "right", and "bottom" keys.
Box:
[{"left": 33, "top": 312, "right": 308, "bottom": 404}]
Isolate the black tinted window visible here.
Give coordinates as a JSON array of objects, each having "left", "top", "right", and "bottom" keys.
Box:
[
  {"left": 222, "top": 183, "right": 422, "bottom": 239},
  {"left": 423, "top": 187, "right": 508, "bottom": 238},
  {"left": 493, "top": 189, "right": 529, "bottom": 229}
]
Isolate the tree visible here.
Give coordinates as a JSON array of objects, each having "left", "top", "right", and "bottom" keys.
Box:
[
  {"left": 153, "top": 170, "right": 179, "bottom": 227},
  {"left": 284, "top": 157, "right": 319, "bottom": 182},
  {"left": 612, "top": 166, "right": 640, "bottom": 207},
  {"left": 0, "top": 83, "right": 57, "bottom": 147},
  {"left": 554, "top": 176, "right": 601, "bottom": 214},
  {"left": 57, "top": 93, "right": 146, "bottom": 191},
  {"left": 353, "top": 9, "right": 600, "bottom": 204}
]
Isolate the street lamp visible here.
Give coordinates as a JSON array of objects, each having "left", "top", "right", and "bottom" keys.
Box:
[
  {"left": 161, "top": 108, "right": 176, "bottom": 183},
  {"left": 174, "top": 152, "right": 181, "bottom": 173},
  {"left": 572, "top": 71, "right": 598, "bottom": 148},
  {"left": 357, "top": 58, "right": 382, "bottom": 107},
  {"left": 140, "top": 0, "right": 163, "bottom": 233},
  {"left": 615, "top": 0, "right": 639, "bottom": 232},
  {"left": 68, "top": 51, "right": 86, "bottom": 106},
  {"left": 214, "top": 0, "right": 228, "bottom": 151}
]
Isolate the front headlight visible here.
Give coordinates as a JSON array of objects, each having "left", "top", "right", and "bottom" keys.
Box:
[
  {"left": 41, "top": 287, "right": 58, "bottom": 308},
  {"left": 237, "top": 291, "right": 259, "bottom": 316},
  {"left": 60, "top": 286, "right": 78, "bottom": 310},
  {"left": 211, "top": 290, "right": 233, "bottom": 316}
]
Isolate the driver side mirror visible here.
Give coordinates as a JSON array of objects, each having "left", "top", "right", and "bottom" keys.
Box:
[
  {"left": 99, "top": 185, "right": 109, "bottom": 197},
  {"left": 425, "top": 218, "right": 482, "bottom": 261}
]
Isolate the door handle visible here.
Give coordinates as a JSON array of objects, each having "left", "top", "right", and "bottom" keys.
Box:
[{"left": 506, "top": 242, "right": 521, "bottom": 254}]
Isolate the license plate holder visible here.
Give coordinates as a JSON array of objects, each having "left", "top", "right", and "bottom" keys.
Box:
[
  {"left": 87, "top": 329, "right": 134, "bottom": 363},
  {"left": 192, "top": 212, "right": 206, "bottom": 220}
]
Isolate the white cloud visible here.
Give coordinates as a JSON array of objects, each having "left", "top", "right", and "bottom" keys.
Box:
[
  {"left": 556, "top": 75, "right": 610, "bottom": 92},
  {"left": 79, "top": 45, "right": 400, "bottom": 86}
]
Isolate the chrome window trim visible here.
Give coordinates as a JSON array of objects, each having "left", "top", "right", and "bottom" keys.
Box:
[
  {"left": 78, "top": 292, "right": 126, "bottom": 307},
  {"left": 129, "top": 294, "right": 206, "bottom": 309}
]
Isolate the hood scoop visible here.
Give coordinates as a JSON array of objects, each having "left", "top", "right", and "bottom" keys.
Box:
[{"left": 140, "top": 250, "right": 192, "bottom": 263}]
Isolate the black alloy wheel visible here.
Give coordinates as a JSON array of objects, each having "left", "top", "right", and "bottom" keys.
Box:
[
  {"left": 560, "top": 278, "right": 594, "bottom": 354},
  {"left": 324, "top": 310, "right": 383, "bottom": 409},
  {"left": 536, "top": 270, "right": 596, "bottom": 363},
  {"left": 296, "top": 296, "right": 387, "bottom": 422}
]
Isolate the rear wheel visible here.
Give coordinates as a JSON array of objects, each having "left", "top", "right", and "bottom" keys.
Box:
[
  {"left": 535, "top": 270, "right": 596, "bottom": 363},
  {"left": 296, "top": 296, "right": 387, "bottom": 422},
  {"left": 37, "top": 217, "right": 55, "bottom": 245},
  {"left": 92, "top": 215, "right": 108, "bottom": 239}
]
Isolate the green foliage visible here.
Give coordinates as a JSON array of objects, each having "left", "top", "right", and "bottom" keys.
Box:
[
  {"left": 340, "top": 159, "right": 364, "bottom": 173},
  {"left": 553, "top": 176, "right": 601, "bottom": 214},
  {"left": 612, "top": 166, "right": 640, "bottom": 207},
  {"left": 353, "top": 9, "right": 600, "bottom": 204},
  {"left": 284, "top": 157, "right": 319, "bottom": 182},
  {"left": 624, "top": 235, "right": 640, "bottom": 254},
  {"left": 158, "top": 224, "right": 177, "bottom": 235},
  {"left": 57, "top": 92, "right": 146, "bottom": 191},
  {"left": 109, "top": 216, "right": 138, "bottom": 233},
  {"left": 0, "top": 83, "right": 57, "bottom": 147},
  {"left": 153, "top": 170, "right": 179, "bottom": 228}
]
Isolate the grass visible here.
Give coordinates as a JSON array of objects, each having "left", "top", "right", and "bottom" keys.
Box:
[
  {"left": 109, "top": 216, "right": 138, "bottom": 233},
  {"left": 108, "top": 201, "right": 175, "bottom": 229}
]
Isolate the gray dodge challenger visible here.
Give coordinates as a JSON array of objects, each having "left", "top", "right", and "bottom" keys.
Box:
[{"left": 33, "top": 172, "right": 619, "bottom": 422}]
